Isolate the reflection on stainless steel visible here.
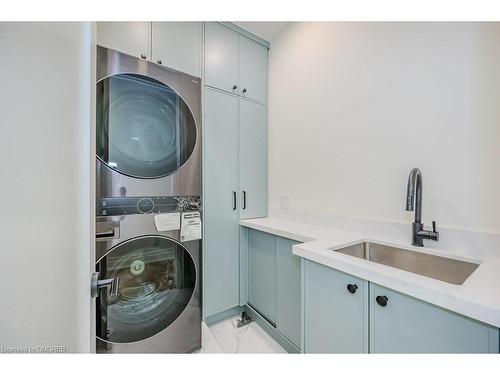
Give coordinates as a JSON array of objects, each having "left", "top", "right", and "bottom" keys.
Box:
[
  {"left": 95, "top": 214, "right": 201, "bottom": 353},
  {"left": 96, "top": 46, "right": 201, "bottom": 198},
  {"left": 95, "top": 46, "right": 201, "bottom": 354},
  {"left": 96, "top": 74, "right": 197, "bottom": 179},
  {"left": 97, "top": 236, "right": 195, "bottom": 343},
  {"left": 332, "top": 241, "right": 479, "bottom": 285}
]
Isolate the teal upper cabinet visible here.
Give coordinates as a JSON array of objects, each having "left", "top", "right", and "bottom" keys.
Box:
[
  {"left": 239, "top": 36, "right": 268, "bottom": 103},
  {"left": 239, "top": 99, "right": 268, "bottom": 219},
  {"left": 151, "top": 22, "right": 202, "bottom": 77},
  {"left": 97, "top": 22, "right": 150, "bottom": 60},
  {"left": 370, "top": 284, "right": 499, "bottom": 353},
  {"left": 204, "top": 23, "right": 240, "bottom": 93},
  {"left": 205, "top": 23, "right": 268, "bottom": 103},
  {"left": 203, "top": 88, "right": 240, "bottom": 318},
  {"left": 97, "top": 22, "right": 202, "bottom": 76},
  {"left": 276, "top": 237, "right": 301, "bottom": 348},
  {"left": 248, "top": 229, "right": 277, "bottom": 323},
  {"left": 303, "top": 260, "right": 369, "bottom": 353}
]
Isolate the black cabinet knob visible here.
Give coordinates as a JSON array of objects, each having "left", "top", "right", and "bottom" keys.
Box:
[
  {"left": 242, "top": 88, "right": 247, "bottom": 93},
  {"left": 347, "top": 284, "right": 358, "bottom": 294},
  {"left": 157, "top": 59, "right": 162, "bottom": 65},
  {"left": 376, "top": 295, "right": 388, "bottom": 307},
  {"left": 140, "top": 54, "right": 147, "bottom": 59},
  {"left": 232, "top": 85, "right": 237, "bottom": 90}
]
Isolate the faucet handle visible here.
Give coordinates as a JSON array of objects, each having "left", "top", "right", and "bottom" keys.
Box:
[{"left": 432, "top": 221, "right": 437, "bottom": 233}]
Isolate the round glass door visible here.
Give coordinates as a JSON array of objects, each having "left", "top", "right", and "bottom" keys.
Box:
[
  {"left": 96, "top": 236, "right": 196, "bottom": 344},
  {"left": 96, "top": 74, "right": 197, "bottom": 179}
]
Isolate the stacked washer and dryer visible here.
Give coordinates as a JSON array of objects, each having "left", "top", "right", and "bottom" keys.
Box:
[{"left": 94, "top": 46, "right": 202, "bottom": 353}]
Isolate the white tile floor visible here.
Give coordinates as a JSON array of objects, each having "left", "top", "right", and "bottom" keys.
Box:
[{"left": 198, "top": 314, "right": 287, "bottom": 354}]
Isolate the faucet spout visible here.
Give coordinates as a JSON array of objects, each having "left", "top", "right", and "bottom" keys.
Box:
[
  {"left": 405, "top": 168, "right": 438, "bottom": 247},
  {"left": 406, "top": 167, "right": 422, "bottom": 223}
]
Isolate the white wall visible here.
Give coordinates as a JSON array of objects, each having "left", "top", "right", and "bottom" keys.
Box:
[
  {"left": 0, "top": 23, "right": 95, "bottom": 352},
  {"left": 268, "top": 22, "right": 500, "bottom": 234}
]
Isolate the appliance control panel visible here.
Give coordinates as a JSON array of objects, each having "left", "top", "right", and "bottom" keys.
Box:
[{"left": 96, "top": 196, "right": 201, "bottom": 217}]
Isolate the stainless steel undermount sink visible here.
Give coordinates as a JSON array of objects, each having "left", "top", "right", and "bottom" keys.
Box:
[{"left": 331, "top": 241, "right": 480, "bottom": 285}]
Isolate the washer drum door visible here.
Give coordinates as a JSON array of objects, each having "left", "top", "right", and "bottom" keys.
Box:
[
  {"left": 95, "top": 236, "right": 196, "bottom": 345},
  {"left": 96, "top": 73, "right": 197, "bottom": 179}
]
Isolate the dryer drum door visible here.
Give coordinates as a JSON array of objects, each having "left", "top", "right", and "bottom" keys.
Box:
[
  {"left": 96, "top": 236, "right": 196, "bottom": 344},
  {"left": 96, "top": 73, "right": 197, "bottom": 179}
]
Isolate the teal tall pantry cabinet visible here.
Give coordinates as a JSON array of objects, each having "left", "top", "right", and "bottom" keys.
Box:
[
  {"left": 203, "top": 88, "right": 240, "bottom": 317},
  {"left": 203, "top": 23, "right": 269, "bottom": 319}
]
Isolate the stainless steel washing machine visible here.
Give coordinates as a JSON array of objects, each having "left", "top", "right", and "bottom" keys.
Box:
[
  {"left": 95, "top": 196, "right": 201, "bottom": 353},
  {"left": 96, "top": 46, "right": 201, "bottom": 198}
]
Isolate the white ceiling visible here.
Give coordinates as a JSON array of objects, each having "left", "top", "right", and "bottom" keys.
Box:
[{"left": 233, "top": 22, "right": 290, "bottom": 42}]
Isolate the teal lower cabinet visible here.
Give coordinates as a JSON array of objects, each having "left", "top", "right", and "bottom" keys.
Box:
[
  {"left": 370, "top": 284, "right": 500, "bottom": 353},
  {"left": 245, "top": 229, "right": 499, "bottom": 353},
  {"left": 302, "top": 262, "right": 499, "bottom": 353},
  {"left": 246, "top": 228, "right": 303, "bottom": 350},
  {"left": 276, "top": 237, "right": 301, "bottom": 348},
  {"left": 248, "top": 229, "right": 277, "bottom": 323},
  {"left": 303, "top": 260, "right": 369, "bottom": 353}
]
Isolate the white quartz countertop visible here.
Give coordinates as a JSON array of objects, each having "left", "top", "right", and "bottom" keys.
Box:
[{"left": 239, "top": 217, "right": 500, "bottom": 328}]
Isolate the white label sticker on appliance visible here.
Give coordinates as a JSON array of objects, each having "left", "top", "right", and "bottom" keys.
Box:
[
  {"left": 180, "top": 211, "right": 202, "bottom": 242},
  {"left": 154, "top": 213, "right": 181, "bottom": 232}
]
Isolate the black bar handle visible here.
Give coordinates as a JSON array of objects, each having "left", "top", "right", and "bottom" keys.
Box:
[
  {"left": 233, "top": 191, "right": 237, "bottom": 210},
  {"left": 96, "top": 230, "right": 114, "bottom": 239},
  {"left": 243, "top": 191, "right": 247, "bottom": 210}
]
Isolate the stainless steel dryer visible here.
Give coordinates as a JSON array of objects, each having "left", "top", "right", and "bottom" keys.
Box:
[
  {"left": 96, "top": 46, "right": 201, "bottom": 198},
  {"left": 95, "top": 196, "right": 201, "bottom": 353}
]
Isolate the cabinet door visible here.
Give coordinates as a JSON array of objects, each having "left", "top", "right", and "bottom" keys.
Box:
[
  {"left": 203, "top": 88, "right": 239, "bottom": 318},
  {"left": 304, "top": 260, "right": 368, "bottom": 353},
  {"left": 239, "top": 36, "right": 268, "bottom": 103},
  {"left": 370, "top": 284, "right": 499, "bottom": 353},
  {"left": 276, "top": 237, "right": 301, "bottom": 348},
  {"left": 97, "top": 22, "right": 150, "bottom": 59},
  {"left": 152, "top": 22, "right": 202, "bottom": 77},
  {"left": 238, "top": 99, "right": 267, "bottom": 219},
  {"left": 248, "top": 229, "right": 277, "bottom": 323},
  {"left": 204, "top": 23, "right": 239, "bottom": 93}
]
